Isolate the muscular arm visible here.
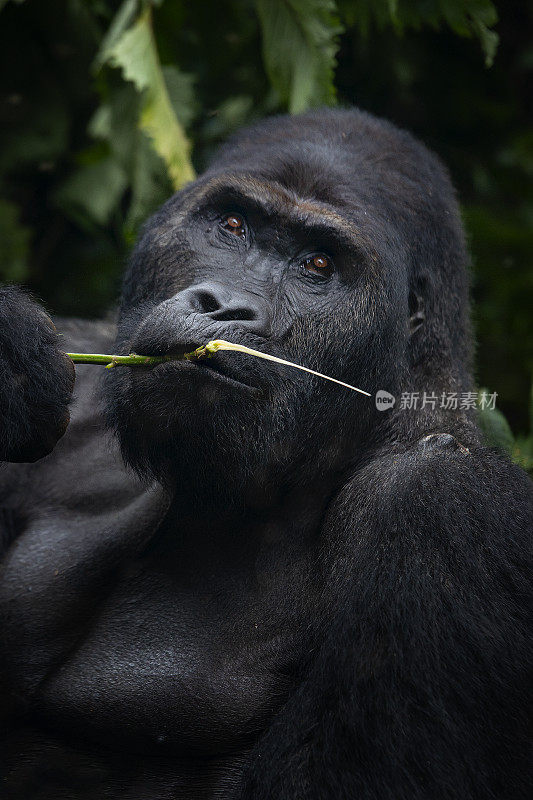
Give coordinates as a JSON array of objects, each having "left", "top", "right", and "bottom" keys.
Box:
[
  {"left": 0, "top": 287, "right": 75, "bottom": 462},
  {"left": 0, "top": 320, "right": 171, "bottom": 710},
  {"left": 239, "top": 435, "right": 533, "bottom": 800}
]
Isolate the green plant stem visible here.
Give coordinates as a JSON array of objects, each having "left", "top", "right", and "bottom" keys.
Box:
[
  {"left": 66, "top": 352, "right": 175, "bottom": 368},
  {"left": 66, "top": 340, "right": 371, "bottom": 396}
]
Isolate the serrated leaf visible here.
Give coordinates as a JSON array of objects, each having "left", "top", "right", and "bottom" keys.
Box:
[
  {"left": 103, "top": 7, "right": 195, "bottom": 190},
  {"left": 336, "top": 0, "right": 498, "bottom": 65},
  {"left": 254, "top": 0, "right": 343, "bottom": 113},
  {"left": 440, "top": 1, "right": 498, "bottom": 66},
  {"left": 93, "top": 0, "right": 139, "bottom": 70}
]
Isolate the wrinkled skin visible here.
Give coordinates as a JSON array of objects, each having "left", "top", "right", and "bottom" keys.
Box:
[{"left": 1, "top": 109, "right": 531, "bottom": 799}]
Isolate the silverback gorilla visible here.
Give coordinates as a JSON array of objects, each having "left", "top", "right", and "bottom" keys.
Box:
[{"left": 0, "top": 108, "right": 531, "bottom": 799}]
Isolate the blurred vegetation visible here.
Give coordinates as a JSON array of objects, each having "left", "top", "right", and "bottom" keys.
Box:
[{"left": 0, "top": 0, "right": 531, "bottom": 455}]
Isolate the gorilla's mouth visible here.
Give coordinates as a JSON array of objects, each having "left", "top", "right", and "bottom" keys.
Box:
[
  {"left": 191, "top": 354, "right": 260, "bottom": 391},
  {"left": 146, "top": 348, "right": 261, "bottom": 393},
  {"left": 130, "top": 322, "right": 263, "bottom": 393}
]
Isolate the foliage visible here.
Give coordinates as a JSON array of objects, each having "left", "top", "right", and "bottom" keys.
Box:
[
  {"left": 479, "top": 385, "right": 533, "bottom": 475},
  {"left": 254, "top": 0, "right": 343, "bottom": 112},
  {"left": 0, "top": 0, "right": 531, "bottom": 446},
  {"left": 337, "top": 0, "right": 498, "bottom": 65},
  {"left": 100, "top": 4, "right": 195, "bottom": 189}
]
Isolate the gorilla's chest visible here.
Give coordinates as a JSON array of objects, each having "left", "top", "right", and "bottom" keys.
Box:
[{"left": 39, "top": 550, "right": 304, "bottom": 755}]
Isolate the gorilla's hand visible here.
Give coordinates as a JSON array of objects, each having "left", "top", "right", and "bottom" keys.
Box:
[{"left": 0, "top": 287, "right": 75, "bottom": 462}]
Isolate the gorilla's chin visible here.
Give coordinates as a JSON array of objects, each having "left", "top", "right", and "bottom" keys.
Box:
[{"left": 104, "top": 358, "right": 300, "bottom": 507}]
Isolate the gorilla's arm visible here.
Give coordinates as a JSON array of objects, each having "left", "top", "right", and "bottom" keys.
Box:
[
  {"left": 0, "top": 286, "right": 75, "bottom": 462},
  {"left": 0, "top": 319, "right": 171, "bottom": 709},
  {"left": 239, "top": 437, "right": 532, "bottom": 800}
]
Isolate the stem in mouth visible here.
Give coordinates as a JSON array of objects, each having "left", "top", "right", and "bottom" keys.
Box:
[{"left": 66, "top": 340, "right": 371, "bottom": 397}]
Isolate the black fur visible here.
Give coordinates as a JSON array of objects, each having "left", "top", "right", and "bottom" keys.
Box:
[
  {"left": 0, "top": 286, "right": 75, "bottom": 462},
  {"left": 1, "top": 108, "right": 531, "bottom": 799}
]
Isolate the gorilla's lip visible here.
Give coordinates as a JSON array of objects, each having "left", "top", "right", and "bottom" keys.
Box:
[
  {"left": 131, "top": 330, "right": 262, "bottom": 392},
  {"left": 192, "top": 356, "right": 260, "bottom": 392},
  {"left": 151, "top": 352, "right": 260, "bottom": 393}
]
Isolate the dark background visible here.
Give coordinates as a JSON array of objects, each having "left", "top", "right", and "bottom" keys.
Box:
[{"left": 0, "top": 0, "right": 531, "bottom": 443}]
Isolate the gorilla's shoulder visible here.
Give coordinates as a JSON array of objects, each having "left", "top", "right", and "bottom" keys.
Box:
[{"left": 328, "top": 435, "right": 533, "bottom": 557}]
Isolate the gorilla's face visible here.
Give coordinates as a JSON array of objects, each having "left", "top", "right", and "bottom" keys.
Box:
[{"left": 107, "top": 125, "right": 421, "bottom": 500}]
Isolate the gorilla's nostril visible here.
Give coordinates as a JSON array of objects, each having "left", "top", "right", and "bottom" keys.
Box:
[
  {"left": 196, "top": 291, "right": 221, "bottom": 314},
  {"left": 213, "top": 307, "right": 257, "bottom": 323},
  {"left": 181, "top": 283, "right": 267, "bottom": 330},
  {"left": 194, "top": 289, "right": 258, "bottom": 323}
]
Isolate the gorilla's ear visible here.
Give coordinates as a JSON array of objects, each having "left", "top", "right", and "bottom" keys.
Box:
[{"left": 408, "top": 290, "right": 425, "bottom": 334}]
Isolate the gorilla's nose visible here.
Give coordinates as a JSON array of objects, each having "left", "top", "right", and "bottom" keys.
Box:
[
  {"left": 174, "top": 282, "right": 269, "bottom": 334},
  {"left": 133, "top": 282, "right": 270, "bottom": 357}
]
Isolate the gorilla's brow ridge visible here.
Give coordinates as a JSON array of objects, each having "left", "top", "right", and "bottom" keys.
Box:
[{"left": 184, "top": 174, "right": 377, "bottom": 265}]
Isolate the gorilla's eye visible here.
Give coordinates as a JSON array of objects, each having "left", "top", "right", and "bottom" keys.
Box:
[
  {"left": 302, "top": 254, "right": 334, "bottom": 277},
  {"left": 220, "top": 213, "right": 246, "bottom": 239}
]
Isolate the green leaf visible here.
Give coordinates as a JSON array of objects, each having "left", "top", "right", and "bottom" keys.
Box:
[
  {"left": 0, "top": 0, "right": 26, "bottom": 12},
  {"left": 98, "top": 84, "right": 140, "bottom": 174},
  {"left": 101, "top": 7, "right": 195, "bottom": 189},
  {"left": 54, "top": 157, "right": 128, "bottom": 228},
  {"left": 87, "top": 84, "right": 173, "bottom": 238},
  {"left": 201, "top": 96, "right": 255, "bottom": 143},
  {"left": 387, "top": 0, "right": 399, "bottom": 28},
  {"left": 0, "top": 197, "right": 31, "bottom": 283},
  {"left": 125, "top": 131, "right": 174, "bottom": 235},
  {"left": 88, "top": 103, "right": 112, "bottom": 141},
  {"left": 471, "top": 17, "right": 498, "bottom": 67},
  {"left": 529, "top": 380, "right": 533, "bottom": 436},
  {"left": 336, "top": 0, "right": 498, "bottom": 65},
  {"left": 93, "top": 0, "right": 140, "bottom": 70},
  {"left": 513, "top": 435, "right": 533, "bottom": 468},
  {"left": 477, "top": 392, "right": 515, "bottom": 454},
  {"left": 254, "top": 0, "right": 343, "bottom": 113},
  {"left": 440, "top": 1, "right": 499, "bottom": 67},
  {"left": 0, "top": 96, "right": 69, "bottom": 174},
  {"left": 161, "top": 66, "right": 197, "bottom": 129}
]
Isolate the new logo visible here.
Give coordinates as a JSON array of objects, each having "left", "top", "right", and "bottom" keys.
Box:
[{"left": 375, "top": 390, "right": 396, "bottom": 411}]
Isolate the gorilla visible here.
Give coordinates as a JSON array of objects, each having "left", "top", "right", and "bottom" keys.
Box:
[{"left": 0, "top": 108, "right": 531, "bottom": 800}]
